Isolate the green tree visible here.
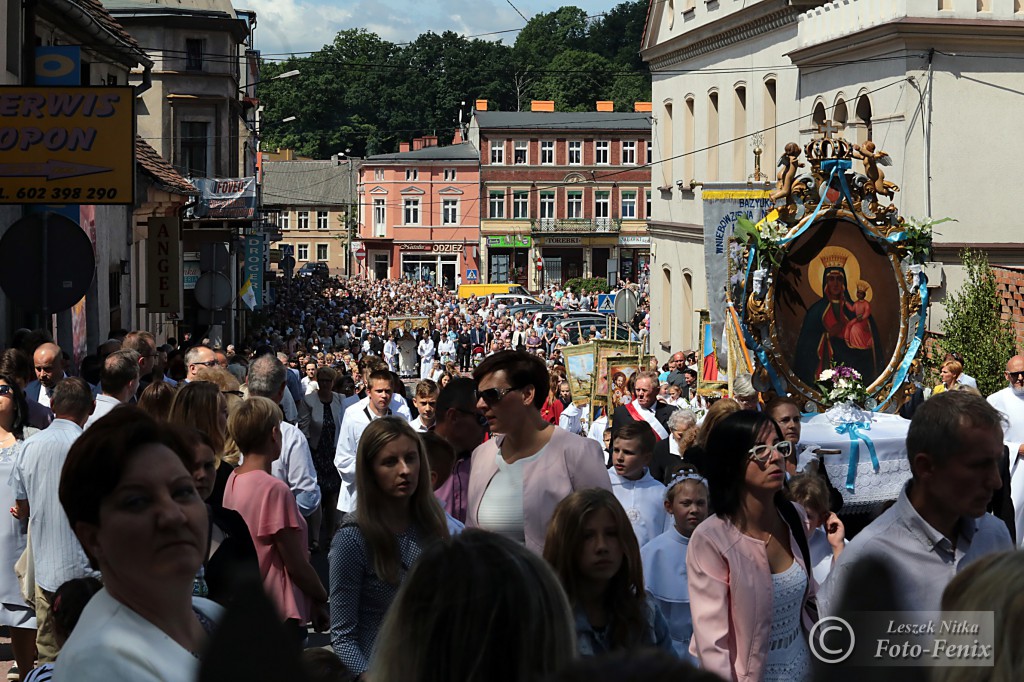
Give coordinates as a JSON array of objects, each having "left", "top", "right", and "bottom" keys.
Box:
[
  {"left": 587, "top": 0, "right": 649, "bottom": 70},
  {"left": 534, "top": 50, "right": 614, "bottom": 111},
  {"left": 939, "top": 249, "right": 1017, "bottom": 396},
  {"left": 513, "top": 6, "right": 590, "bottom": 71}
]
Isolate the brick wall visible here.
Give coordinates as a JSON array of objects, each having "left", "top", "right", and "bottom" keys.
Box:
[{"left": 994, "top": 265, "right": 1024, "bottom": 351}]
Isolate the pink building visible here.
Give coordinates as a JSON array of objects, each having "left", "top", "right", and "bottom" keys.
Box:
[{"left": 356, "top": 138, "right": 481, "bottom": 290}]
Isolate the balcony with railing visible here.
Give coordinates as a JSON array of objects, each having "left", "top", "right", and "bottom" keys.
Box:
[{"left": 530, "top": 217, "right": 622, "bottom": 233}]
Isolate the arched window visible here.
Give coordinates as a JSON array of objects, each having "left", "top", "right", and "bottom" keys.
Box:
[
  {"left": 662, "top": 268, "right": 673, "bottom": 336},
  {"left": 812, "top": 101, "right": 827, "bottom": 128},
  {"left": 683, "top": 97, "right": 695, "bottom": 184},
  {"left": 733, "top": 86, "right": 747, "bottom": 180},
  {"left": 662, "top": 101, "right": 674, "bottom": 186},
  {"left": 855, "top": 95, "right": 873, "bottom": 144},
  {"left": 833, "top": 97, "right": 848, "bottom": 129},
  {"left": 707, "top": 92, "right": 719, "bottom": 181},
  {"left": 763, "top": 79, "right": 777, "bottom": 173},
  {"left": 682, "top": 272, "right": 693, "bottom": 348}
]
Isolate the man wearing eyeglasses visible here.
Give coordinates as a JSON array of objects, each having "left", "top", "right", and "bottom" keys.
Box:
[
  {"left": 986, "top": 354, "right": 1024, "bottom": 545},
  {"left": 183, "top": 345, "right": 217, "bottom": 383}
]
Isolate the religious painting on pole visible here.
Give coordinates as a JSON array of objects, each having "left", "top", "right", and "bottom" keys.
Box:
[
  {"left": 735, "top": 123, "right": 933, "bottom": 412},
  {"left": 563, "top": 343, "right": 595, "bottom": 405},
  {"left": 606, "top": 357, "right": 640, "bottom": 410}
]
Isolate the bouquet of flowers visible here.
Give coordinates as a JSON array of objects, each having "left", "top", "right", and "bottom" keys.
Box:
[{"left": 816, "top": 365, "right": 868, "bottom": 407}]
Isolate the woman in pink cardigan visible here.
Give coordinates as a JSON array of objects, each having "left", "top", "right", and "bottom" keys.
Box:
[
  {"left": 686, "top": 411, "right": 817, "bottom": 682},
  {"left": 466, "top": 351, "right": 610, "bottom": 554}
]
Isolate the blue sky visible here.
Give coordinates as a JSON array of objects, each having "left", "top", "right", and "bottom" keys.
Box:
[{"left": 247, "top": 0, "right": 619, "bottom": 57}]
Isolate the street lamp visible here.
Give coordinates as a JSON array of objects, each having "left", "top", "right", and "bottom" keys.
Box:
[
  {"left": 239, "top": 69, "right": 300, "bottom": 94},
  {"left": 335, "top": 150, "right": 357, "bottom": 279}
]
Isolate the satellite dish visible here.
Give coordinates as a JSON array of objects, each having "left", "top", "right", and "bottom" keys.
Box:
[
  {"left": 194, "top": 272, "right": 233, "bottom": 310},
  {"left": 614, "top": 288, "right": 638, "bottom": 325},
  {"left": 0, "top": 212, "right": 95, "bottom": 313}
]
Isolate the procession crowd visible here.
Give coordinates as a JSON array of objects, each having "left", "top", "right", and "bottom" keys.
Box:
[{"left": 0, "top": 269, "right": 1022, "bottom": 682}]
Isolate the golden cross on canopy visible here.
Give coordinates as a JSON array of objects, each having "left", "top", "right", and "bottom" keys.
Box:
[{"left": 817, "top": 120, "right": 840, "bottom": 139}]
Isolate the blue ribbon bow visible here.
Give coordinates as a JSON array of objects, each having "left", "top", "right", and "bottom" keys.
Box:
[{"left": 835, "top": 421, "right": 879, "bottom": 492}]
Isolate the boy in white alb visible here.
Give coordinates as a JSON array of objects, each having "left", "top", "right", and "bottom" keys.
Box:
[
  {"left": 409, "top": 379, "right": 439, "bottom": 433},
  {"left": 608, "top": 421, "right": 667, "bottom": 547}
]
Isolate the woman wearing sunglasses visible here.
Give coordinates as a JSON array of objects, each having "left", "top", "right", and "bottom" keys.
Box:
[
  {"left": 686, "top": 411, "right": 816, "bottom": 682},
  {"left": 466, "top": 351, "right": 610, "bottom": 555}
]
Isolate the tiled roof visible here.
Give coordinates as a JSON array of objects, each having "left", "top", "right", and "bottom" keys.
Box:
[
  {"left": 261, "top": 160, "right": 358, "bottom": 207},
  {"left": 135, "top": 136, "right": 197, "bottom": 195},
  {"left": 474, "top": 111, "right": 652, "bottom": 132},
  {"left": 366, "top": 141, "right": 480, "bottom": 162},
  {"left": 60, "top": 0, "right": 150, "bottom": 62}
]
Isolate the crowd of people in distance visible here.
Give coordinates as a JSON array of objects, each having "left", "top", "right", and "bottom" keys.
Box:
[{"left": 0, "top": 267, "right": 1022, "bottom": 682}]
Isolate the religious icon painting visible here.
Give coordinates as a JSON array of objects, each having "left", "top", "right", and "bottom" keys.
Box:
[
  {"left": 606, "top": 357, "right": 640, "bottom": 410},
  {"left": 593, "top": 340, "right": 631, "bottom": 401},
  {"left": 563, "top": 343, "right": 596, "bottom": 405},
  {"left": 770, "top": 218, "right": 904, "bottom": 392}
]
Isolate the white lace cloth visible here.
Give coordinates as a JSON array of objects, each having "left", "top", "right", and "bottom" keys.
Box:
[
  {"left": 801, "top": 411, "right": 911, "bottom": 513},
  {"left": 762, "top": 561, "right": 811, "bottom": 682}
]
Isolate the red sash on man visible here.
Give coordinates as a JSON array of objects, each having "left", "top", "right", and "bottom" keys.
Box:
[{"left": 625, "top": 401, "right": 669, "bottom": 440}]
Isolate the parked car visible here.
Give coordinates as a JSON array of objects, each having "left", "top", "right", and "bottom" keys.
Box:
[
  {"left": 490, "top": 293, "right": 543, "bottom": 307},
  {"left": 297, "top": 262, "right": 328, "bottom": 277},
  {"left": 565, "top": 319, "right": 633, "bottom": 344}
]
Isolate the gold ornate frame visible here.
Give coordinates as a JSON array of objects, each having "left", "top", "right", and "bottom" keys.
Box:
[{"left": 745, "top": 126, "right": 924, "bottom": 409}]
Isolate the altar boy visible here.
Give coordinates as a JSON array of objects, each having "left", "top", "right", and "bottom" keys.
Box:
[{"left": 608, "top": 422, "right": 668, "bottom": 546}]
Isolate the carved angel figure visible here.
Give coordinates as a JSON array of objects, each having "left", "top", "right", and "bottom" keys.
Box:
[
  {"left": 853, "top": 141, "right": 899, "bottom": 199},
  {"left": 770, "top": 142, "right": 803, "bottom": 203}
]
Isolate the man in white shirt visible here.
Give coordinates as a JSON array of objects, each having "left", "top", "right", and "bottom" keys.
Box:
[
  {"left": 301, "top": 361, "right": 319, "bottom": 395},
  {"left": 246, "top": 355, "right": 321, "bottom": 517},
  {"left": 85, "top": 349, "right": 139, "bottom": 429},
  {"left": 10, "top": 377, "right": 97, "bottom": 663},
  {"left": 335, "top": 369, "right": 395, "bottom": 513},
  {"left": 987, "top": 354, "right": 1024, "bottom": 545}
]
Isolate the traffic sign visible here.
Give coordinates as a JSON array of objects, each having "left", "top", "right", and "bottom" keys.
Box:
[
  {"left": 0, "top": 86, "right": 135, "bottom": 204},
  {"left": 353, "top": 242, "right": 366, "bottom": 260},
  {"left": 596, "top": 294, "right": 615, "bottom": 313},
  {"left": 466, "top": 269, "right": 479, "bottom": 282},
  {"left": 614, "top": 288, "right": 638, "bottom": 325}
]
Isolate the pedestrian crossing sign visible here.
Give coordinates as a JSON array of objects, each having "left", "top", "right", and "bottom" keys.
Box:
[{"left": 597, "top": 294, "right": 615, "bottom": 313}]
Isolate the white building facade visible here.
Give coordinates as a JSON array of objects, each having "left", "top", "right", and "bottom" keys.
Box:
[{"left": 642, "top": 0, "right": 1024, "bottom": 357}]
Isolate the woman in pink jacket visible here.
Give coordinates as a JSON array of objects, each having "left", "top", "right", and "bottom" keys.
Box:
[
  {"left": 466, "top": 351, "right": 610, "bottom": 554},
  {"left": 686, "top": 411, "right": 816, "bottom": 682}
]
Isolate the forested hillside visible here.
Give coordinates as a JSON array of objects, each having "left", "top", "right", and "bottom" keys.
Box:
[{"left": 257, "top": 1, "right": 650, "bottom": 159}]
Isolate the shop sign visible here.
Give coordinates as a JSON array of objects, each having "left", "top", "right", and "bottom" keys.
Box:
[
  {"left": 146, "top": 217, "right": 181, "bottom": 314},
  {"left": 183, "top": 260, "right": 200, "bottom": 289},
  {"left": 486, "top": 235, "right": 531, "bottom": 248},
  {"left": 400, "top": 243, "right": 465, "bottom": 253},
  {"left": 192, "top": 177, "right": 257, "bottom": 219},
  {"left": 618, "top": 234, "right": 652, "bottom": 246},
  {"left": 541, "top": 235, "right": 582, "bottom": 246}
]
